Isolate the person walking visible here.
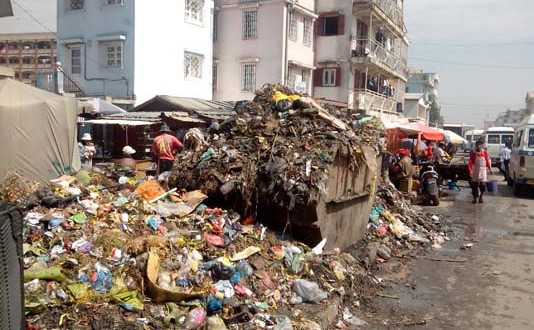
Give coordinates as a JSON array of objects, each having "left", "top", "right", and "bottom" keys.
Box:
[
  {"left": 468, "top": 140, "right": 492, "bottom": 204},
  {"left": 151, "top": 124, "right": 183, "bottom": 174},
  {"left": 500, "top": 143, "right": 512, "bottom": 182}
]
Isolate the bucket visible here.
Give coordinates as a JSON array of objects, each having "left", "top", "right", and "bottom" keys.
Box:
[{"left": 486, "top": 180, "right": 497, "bottom": 192}]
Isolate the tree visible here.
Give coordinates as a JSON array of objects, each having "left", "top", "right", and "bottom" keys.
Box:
[{"left": 428, "top": 100, "right": 441, "bottom": 128}]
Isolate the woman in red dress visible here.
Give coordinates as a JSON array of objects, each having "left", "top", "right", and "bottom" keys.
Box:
[{"left": 468, "top": 140, "right": 492, "bottom": 204}]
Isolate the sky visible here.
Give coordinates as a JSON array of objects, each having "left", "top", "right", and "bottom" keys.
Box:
[
  {"left": 0, "top": 0, "right": 55, "bottom": 33},
  {"left": 404, "top": 0, "right": 534, "bottom": 128}
]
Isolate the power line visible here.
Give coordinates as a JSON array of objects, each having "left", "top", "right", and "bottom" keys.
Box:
[
  {"left": 12, "top": 0, "right": 55, "bottom": 34},
  {"left": 411, "top": 39, "right": 534, "bottom": 47},
  {"left": 409, "top": 57, "right": 534, "bottom": 70}
]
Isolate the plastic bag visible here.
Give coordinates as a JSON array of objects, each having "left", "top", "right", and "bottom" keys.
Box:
[
  {"left": 292, "top": 279, "right": 327, "bottom": 303},
  {"left": 134, "top": 180, "right": 165, "bottom": 201}
]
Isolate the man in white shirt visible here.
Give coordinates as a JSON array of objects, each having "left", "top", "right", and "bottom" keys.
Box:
[{"left": 500, "top": 144, "right": 512, "bottom": 181}]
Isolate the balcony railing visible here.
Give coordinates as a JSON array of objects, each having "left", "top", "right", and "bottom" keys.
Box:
[
  {"left": 354, "top": 88, "right": 399, "bottom": 114},
  {"left": 354, "top": 0, "right": 403, "bottom": 32},
  {"left": 351, "top": 37, "right": 406, "bottom": 79}
]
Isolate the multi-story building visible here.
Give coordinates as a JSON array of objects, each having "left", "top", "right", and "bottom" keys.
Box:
[
  {"left": 0, "top": 33, "right": 57, "bottom": 90},
  {"left": 57, "top": 0, "right": 214, "bottom": 106},
  {"left": 526, "top": 91, "right": 534, "bottom": 115},
  {"left": 213, "top": 0, "right": 316, "bottom": 101},
  {"left": 491, "top": 108, "right": 530, "bottom": 128},
  {"left": 313, "top": 0, "right": 408, "bottom": 121},
  {"left": 404, "top": 68, "right": 440, "bottom": 122}
]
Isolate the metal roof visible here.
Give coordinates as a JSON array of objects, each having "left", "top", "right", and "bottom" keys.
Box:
[{"left": 130, "top": 95, "right": 235, "bottom": 120}]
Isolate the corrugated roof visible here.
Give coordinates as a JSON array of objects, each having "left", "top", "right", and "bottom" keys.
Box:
[
  {"left": 130, "top": 95, "right": 235, "bottom": 120},
  {"left": 107, "top": 111, "right": 207, "bottom": 124}
]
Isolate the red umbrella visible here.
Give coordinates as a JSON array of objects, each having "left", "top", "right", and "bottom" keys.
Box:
[{"left": 397, "top": 122, "right": 445, "bottom": 141}]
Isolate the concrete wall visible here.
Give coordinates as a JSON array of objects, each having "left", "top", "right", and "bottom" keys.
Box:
[
  {"left": 313, "top": 0, "right": 352, "bottom": 103},
  {"left": 57, "top": 0, "right": 213, "bottom": 103},
  {"left": 134, "top": 0, "right": 214, "bottom": 103},
  {"left": 57, "top": 0, "right": 135, "bottom": 98},
  {"left": 214, "top": 2, "right": 286, "bottom": 101}
]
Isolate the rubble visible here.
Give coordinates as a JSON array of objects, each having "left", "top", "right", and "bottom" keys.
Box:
[{"left": 1, "top": 85, "right": 448, "bottom": 329}]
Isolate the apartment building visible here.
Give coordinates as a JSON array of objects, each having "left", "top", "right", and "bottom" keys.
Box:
[
  {"left": 0, "top": 33, "right": 57, "bottom": 90},
  {"left": 57, "top": 0, "right": 214, "bottom": 105},
  {"left": 214, "top": 0, "right": 316, "bottom": 101},
  {"left": 404, "top": 69, "right": 440, "bottom": 122},
  {"left": 313, "top": 0, "right": 408, "bottom": 121}
]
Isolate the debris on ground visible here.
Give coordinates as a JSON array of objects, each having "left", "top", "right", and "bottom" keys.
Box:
[{"left": 2, "top": 85, "right": 449, "bottom": 329}]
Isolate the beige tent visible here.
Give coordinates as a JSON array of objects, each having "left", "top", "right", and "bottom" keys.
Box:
[{"left": 0, "top": 77, "right": 80, "bottom": 181}]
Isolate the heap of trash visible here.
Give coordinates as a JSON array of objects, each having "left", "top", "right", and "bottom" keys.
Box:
[
  {"left": 4, "top": 169, "right": 382, "bottom": 329},
  {"left": 364, "top": 181, "right": 447, "bottom": 264},
  {"left": 169, "top": 84, "right": 385, "bottom": 243},
  {"left": 2, "top": 85, "right": 450, "bottom": 329}
]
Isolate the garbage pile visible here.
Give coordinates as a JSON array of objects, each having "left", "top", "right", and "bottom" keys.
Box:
[
  {"left": 6, "top": 170, "right": 381, "bottom": 329},
  {"left": 365, "top": 181, "right": 447, "bottom": 264},
  {"left": 169, "top": 84, "right": 385, "bottom": 227}
]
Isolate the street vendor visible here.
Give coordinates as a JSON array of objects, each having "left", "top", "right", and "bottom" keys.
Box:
[
  {"left": 422, "top": 140, "right": 433, "bottom": 160},
  {"left": 390, "top": 148, "right": 414, "bottom": 189},
  {"left": 79, "top": 133, "right": 95, "bottom": 170},
  {"left": 151, "top": 124, "right": 183, "bottom": 174},
  {"left": 433, "top": 142, "right": 451, "bottom": 164},
  {"left": 119, "top": 145, "right": 137, "bottom": 171}
]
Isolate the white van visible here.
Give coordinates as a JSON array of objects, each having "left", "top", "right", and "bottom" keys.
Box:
[
  {"left": 508, "top": 115, "right": 534, "bottom": 195},
  {"left": 484, "top": 127, "right": 514, "bottom": 166},
  {"left": 464, "top": 129, "right": 484, "bottom": 152}
]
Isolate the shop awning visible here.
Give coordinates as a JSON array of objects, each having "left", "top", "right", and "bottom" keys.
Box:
[
  {"left": 397, "top": 122, "right": 445, "bottom": 141},
  {"left": 84, "top": 119, "right": 153, "bottom": 126}
]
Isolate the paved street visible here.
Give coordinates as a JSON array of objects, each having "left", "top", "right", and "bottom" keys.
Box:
[{"left": 373, "top": 176, "right": 534, "bottom": 329}]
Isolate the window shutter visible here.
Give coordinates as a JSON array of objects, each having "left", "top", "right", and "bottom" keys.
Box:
[
  {"left": 316, "top": 17, "right": 324, "bottom": 36},
  {"left": 337, "top": 14, "right": 345, "bottom": 35},
  {"left": 335, "top": 67, "right": 341, "bottom": 86},
  {"left": 313, "top": 68, "right": 323, "bottom": 87}
]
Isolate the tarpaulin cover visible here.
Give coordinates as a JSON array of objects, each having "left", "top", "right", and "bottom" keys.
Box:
[
  {"left": 0, "top": 78, "right": 80, "bottom": 181},
  {"left": 397, "top": 122, "right": 445, "bottom": 141}
]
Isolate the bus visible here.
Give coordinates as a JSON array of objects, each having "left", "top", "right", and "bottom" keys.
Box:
[
  {"left": 484, "top": 127, "right": 514, "bottom": 166},
  {"left": 463, "top": 129, "right": 484, "bottom": 152}
]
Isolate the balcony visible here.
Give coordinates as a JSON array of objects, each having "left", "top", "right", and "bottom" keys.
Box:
[
  {"left": 353, "top": 0, "right": 404, "bottom": 37},
  {"left": 354, "top": 88, "right": 399, "bottom": 115},
  {"left": 351, "top": 37, "right": 407, "bottom": 80}
]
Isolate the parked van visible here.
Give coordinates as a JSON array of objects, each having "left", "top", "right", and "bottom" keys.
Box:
[
  {"left": 483, "top": 127, "right": 514, "bottom": 166},
  {"left": 508, "top": 115, "right": 534, "bottom": 195},
  {"left": 464, "top": 129, "right": 484, "bottom": 152}
]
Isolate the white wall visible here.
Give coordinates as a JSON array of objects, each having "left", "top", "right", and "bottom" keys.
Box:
[
  {"left": 57, "top": 0, "right": 135, "bottom": 98},
  {"left": 313, "top": 0, "right": 352, "bottom": 103},
  {"left": 134, "top": 0, "right": 213, "bottom": 103},
  {"left": 214, "top": 2, "right": 286, "bottom": 101}
]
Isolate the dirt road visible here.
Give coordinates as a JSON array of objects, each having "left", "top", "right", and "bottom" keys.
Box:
[{"left": 370, "top": 178, "right": 534, "bottom": 329}]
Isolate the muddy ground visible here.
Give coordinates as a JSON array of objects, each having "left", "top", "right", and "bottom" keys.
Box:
[{"left": 367, "top": 175, "right": 534, "bottom": 330}]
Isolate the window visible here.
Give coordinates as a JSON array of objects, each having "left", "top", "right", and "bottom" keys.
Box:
[
  {"left": 71, "top": 47, "right": 81, "bottom": 74},
  {"left": 303, "top": 17, "right": 312, "bottom": 46},
  {"left": 241, "top": 63, "right": 256, "bottom": 92},
  {"left": 103, "top": 42, "right": 122, "bottom": 67},
  {"left": 324, "top": 17, "right": 338, "bottom": 36},
  {"left": 289, "top": 10, "right": 298, "bottom": 41},
  {"left": 322, "top": 68, "right": 336, "bottom": 86},
  {"left": 184, "top": 52, "right": 203, "bottom": 78},
  {"left": 212, "top": 64, "right": 217, "bottom": 91},
  {"left": 502, "top": 134, "right": 514, "bottom": 146},
  {"left": 107, "top": 0, "right": 124, "bottom": 4},
  {"left": 213, "top": 11, "right": 218, "bottom": 42},
  {"left": 67, "top": 0, "right": 84, "bottom": 10},
  {"left": 487, "top": 135, "right": 500, "bottom": 144},
  {"left": 316, "top": 13, "right": 344, "bottom": 36},
  {"left": 529, "top": 129, "right": 534, "bottom": 148},
  {"left": 185, "top": 0, "right": 204, "bottom": 22},
  {"left": 514, "top": 130, "right": 523, "bottom": 148},
  {"left": 242, "top": 10, "right": 257, "bottom": 39}
]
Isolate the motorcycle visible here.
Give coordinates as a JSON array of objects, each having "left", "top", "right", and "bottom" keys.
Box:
[{"left": 419, "top": 165, "right": 440, "bottom": 206}]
